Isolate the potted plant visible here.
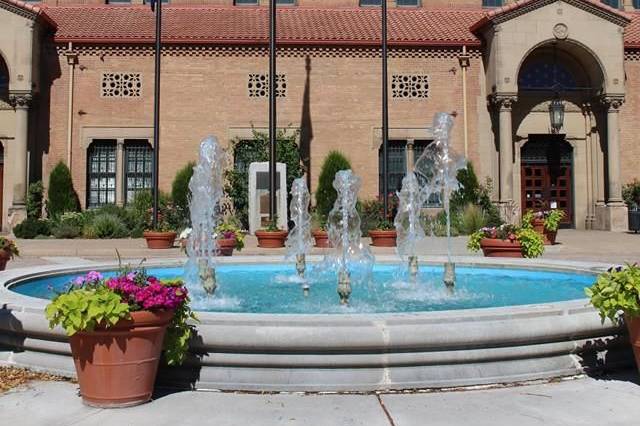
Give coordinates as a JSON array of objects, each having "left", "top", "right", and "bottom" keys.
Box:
[
  {"left": 143, "top": 202, "right": 179, "bottom": 249},
  {"left": 369, "top": 219, "right": 397, "bottom": 247},
  {"left": 365, "top": 194, "right": 398, "bottom": 247},
  {"left": 45, "top": 267, "right": 196, "bottom": 408},
  {"left": 467, "top": 224, "right": 544, "bottom": 258},
  {"left": 0, "top": 237, "right": 19, "bottom": 271},
  {"left": 311, "top": 210, "right": 330, "bottom": 248},
  {"left": 586, "top": 264, "right": 640, "bottom": 374},
  {"left": 255, "top": 217, "right": 288, "bottom": 248},
  {"left": 523, "top": 210, "right": 564, "bottom": 245},
  {"left": 623, "top": 180, "right": 640, "bottom": 232},
  {"left": 215, "top": 222, "right": 245, "bottom": 256}
]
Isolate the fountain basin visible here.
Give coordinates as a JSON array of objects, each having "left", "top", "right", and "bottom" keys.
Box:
[{"left": 0, "top": 256, "right": 632, "bottom": 391}]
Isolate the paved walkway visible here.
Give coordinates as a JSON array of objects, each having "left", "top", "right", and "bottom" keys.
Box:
[{"left": 1, "top": 373, "right": 638, "bottom": 426}]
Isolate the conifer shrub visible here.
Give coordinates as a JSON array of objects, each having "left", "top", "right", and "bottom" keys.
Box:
[
  {"left": 171, "top": 162, "right": 195, "bottom": 228},
  {"left": 46, "top": 162, "right": 79, "bottom": 218},
  {"left": 315, "top": 151, "right": 351, "bottom": 220}
]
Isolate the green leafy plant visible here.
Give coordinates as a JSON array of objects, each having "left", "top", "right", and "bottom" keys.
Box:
[
  {"left": 52, "top": 222, "right": 82, "bottom": 239},
  {"left": 216, "top": 222, "right": 245, "bottom": 251},
  {"left": 262, "top": 217, "right": 281, "bottom": 232},
  {"left": 623, "top": 180, "right": 640, "bottom": 210},
  {"left": 311, "top": 208, "right": 327, "bottom": 231},
  {"left": 13, "top": 218, "right": 51, "bottom": 239},
  {"left": 515, "top": 227, "right": 545, "bottom": 258},
  {"left": 46, "top": 162, "right": 80, "bottom": 219},
  {"left": 586, "top": 264, "right": 640, "bottom": 324},
  {"left": 544, "top": 210, "right": 565, "bottom": 232},
  {"left": 374, "top": 219, "right": 395, "bottom": 231},
  {"left": 171, "top": 162, "right": 195, "bottom": 228},
  {"left": 467, "top": 224, "right": 544, "bottom": 258},
  {"left": 459, "top": 203, "right": 487, "bottom": 235},
  {"left": 88, "top": 213, "right": 129, "bottom": 239},
  {"left": 0, "top": 236, "right": 19, "bottom": 258},
  {"left": 315, "top": 151, "right": 352, "bottom": 223},
  {"left": 26, "top": 181, "right": 44, "bottom": 219},
  {"left": 450, "top": 162, "right": 502, "bottom": 227},
  {"left": 225, "top": 129, "right": 304, "bottom": 228}
]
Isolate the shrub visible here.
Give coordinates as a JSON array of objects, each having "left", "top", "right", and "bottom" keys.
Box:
[
  {"left": 172, "top": 162, "right": 195, "bottom": 227},
  {"left": 315, "top": 151, "right": 352, "bottom": 220},
  {"left": 421, "top": 211, "right": 462, "bottom": 237},
  {"left": 623, "top": 180, "right": 640, "bottom": 209},
  {"left": 13, "top": 218, "right": 52, "bottom": 239},
  {"left": 459, "top": 203, "right": 487, "bottom": 235},
  {"left": 46, "top": 162, "right": 80, "bottom": 218},
  {"left": 225, "top": 129, "right": 304, "bottom": 229},
  {"left": 52, "top": 223, "right": 82, "bottom": 239},
  {"left": 450, "top": 162, "right": 502, "bottom": 227},
  {"left": 358, "top": 199, "right": 383, "bottom": 236},
  {"left": 586, "top": 264, "right": 640, "bottom": 324},
  {"left": 26, "top": 181, "right": 44, "bottom": 219},
  {"left": 88, "top": 214, "right": 128, "bottom": 239}
]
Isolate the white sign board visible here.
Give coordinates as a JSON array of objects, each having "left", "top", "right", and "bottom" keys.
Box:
[{"left": 248, "top": 162, "right": 288, "bottom": 234}]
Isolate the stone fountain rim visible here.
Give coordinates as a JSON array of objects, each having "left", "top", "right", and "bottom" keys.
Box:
[{"left": 0, "top": 255, "right": 608, "bottom": 321}]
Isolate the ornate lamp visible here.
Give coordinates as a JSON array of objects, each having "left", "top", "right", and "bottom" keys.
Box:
[{"left": 549, "top": 96, "right": 565, "bottom": 134}]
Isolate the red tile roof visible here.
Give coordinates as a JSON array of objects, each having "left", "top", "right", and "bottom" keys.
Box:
[
  {"left": 40, "top": 5, "right": 640, "bottom": 49},
  {"left": 1, "top": 0, "right": 56, "bottom": 28},
  {"left": 44, "top": 6, "right": 484, "bottom": 47}
]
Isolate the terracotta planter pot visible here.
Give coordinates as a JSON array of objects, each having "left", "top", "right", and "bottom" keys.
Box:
[
  {"left": 531, "top": 218, "right": 545, "bottom": 235},
  {"left": 0, "top": 249, "right": 11, "bottom": 271},
  {"left": 143, "top": 231, "right": 177, "bottom": 249},
  {"left": 312, "top": 230, "right": 331, "bottom": 248},
  {"left": 369, "top": 230, "right": 397, "bottom": 247},
  {"left": 626, "top": 315, "right": 640, "bottom": 374},
  {"left": 255, "top": 230, "right": 288, "bottom": 248},
  {"left": 479, "top": 238, "right": 523, "bottom": 258},
  {"left": 216, "top": 238, "right": 236, "bottom": 256},
  {"left": 69, "top": 310, "right": 174, "bottom": 408},
  {"left": 531, "top": 218, "right": 556, "bottom": 245}
]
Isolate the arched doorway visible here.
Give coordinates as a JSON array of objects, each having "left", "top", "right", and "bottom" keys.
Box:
[{"left": 520, "top": 136, "right": 573, "bottom": 225}]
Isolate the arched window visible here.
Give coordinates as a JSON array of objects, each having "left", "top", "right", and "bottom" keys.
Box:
[
  {"left": 518, "top": 61, "right": 577, "bottom": 91},
  {"left": 0, "top": 59, "right": 8, "bottom": 103}
]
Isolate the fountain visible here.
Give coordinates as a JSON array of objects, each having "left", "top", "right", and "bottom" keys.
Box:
[
  {"left": 414, "top": 113, "right": 466, "bottom": 288},
  {"left": 394, "top": 172, "right": 428, "bottom": 283},
  {"left": 326, "top": 170, "right": 374, "bottom": 305},
  {"left": 285, "top": 178, "right": 314, "bottom": 296},
  {"left": 184, "top": 136, "right": 225, "bottom": 296}
]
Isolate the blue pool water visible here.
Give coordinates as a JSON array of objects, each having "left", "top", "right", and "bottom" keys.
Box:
[{"left": 9, "top": 263, "right": 595, "bottom": 314}]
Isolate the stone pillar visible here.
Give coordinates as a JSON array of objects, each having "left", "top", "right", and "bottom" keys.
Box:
[
  {"left": 8, "top": 91, "right": 32, "bottom": 227},
  {"left": 598, "top": 95, "right": 627, "bottom": 231},
  {"left": 582, "top": 103, "right": 595, "bottom": 230},
  {"left": 116, "top": 138, "right": 125, "bottom": 206},
  {"left": 492, "top": 94, "right": 518, "bottom": 223},
  {"left": 406, "top": 139, "right": 415, "bottom": 173}
]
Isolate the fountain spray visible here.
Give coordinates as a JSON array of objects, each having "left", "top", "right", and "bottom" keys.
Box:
[
  {"left": 395, "top": 172, "right": 427, "bottom": 283},
  {"left": 185, "top": 136, "right": 225, "bottom": 296},
  {"left": 285, "top": 178, "right": 314, "bottom": 296}
]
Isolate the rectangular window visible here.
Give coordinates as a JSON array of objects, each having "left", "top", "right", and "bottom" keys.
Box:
[
  {"left": 601, "top": 0, "right": 619, "bottom": 7},
  {"left": 413, "top": 140, "right": 441, "bottom": 207},
  {"left": 379, "top": 141, "right": 407, "bottom": 197},
  {"left": 397, "top": 0, "right": 420, "bottom": 6},
  {"left": 125, "top": 140, "right": 153, "bottom": 204},
  {"left": 235, "top": 0, "right": 258, "bottom": 4},
  {"left": 482, "top": 0, "right": 503, "bottom": 6},
  {"left": 87, "top": 140, "right": 117, "bottom": 208},
  {"left": 635, "top": 0, "right": 640, "bottom": 8},
  {"left": 360, "top": 0, "right": 382, "bottom": 6},
  {"left": 107, "top": 0, "right": 132, "bottom": 4},
  {"left": 276, "top": 0, "right": 295, "bottom": 4}
]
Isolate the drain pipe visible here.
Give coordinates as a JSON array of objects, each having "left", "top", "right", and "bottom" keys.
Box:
[
  {"left": 65, "top": 43, "right": 78, "bottom": 169},
  {"left": 459, "top": 46, "right": 471, "bottom": 158}
]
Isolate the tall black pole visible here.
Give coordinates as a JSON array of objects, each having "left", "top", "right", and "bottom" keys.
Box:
[
  {"left": 381, "top": 1, "right": 389, "bottom": 218},
  {"left": 152, "top": 0, "right": 162, "bottom": 228},
  {"left": 269, "top": 0, "right": 277, "bottom": 222}
]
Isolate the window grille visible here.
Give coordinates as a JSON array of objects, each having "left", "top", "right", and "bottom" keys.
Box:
[
  {"left": 101, "top": 73, "right": 142, "bottom": 98},
  {"left": 248, "top": 74, "right": 286, "bottom": 98},
  {"left": 482, "top": 0, "right": 503, "bottom": 7},
  {"left": 87, "top": 140, "right": 117, "bottom": 208},
  {"left": 125, "top": 141, "right": 153, "bottom": 204},
  {"left": 391, "top": 75, "right": 429, "bottom": 99}
]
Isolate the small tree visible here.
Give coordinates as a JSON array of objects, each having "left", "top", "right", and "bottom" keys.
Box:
[
  {"left": 450, "top": 162, "right": 502, "bottom": 227},
  {"left": 315, "top": 151, "right": 352, "bottom": 220},
  {"left": 46, "top": 162, "right": 79, "bottom": 218},
  {"left": 172, "top": 162, "right": 195, "bottom": 227},
  {"left": 26, "top": 181, "right": 44, "bottom": 219}
]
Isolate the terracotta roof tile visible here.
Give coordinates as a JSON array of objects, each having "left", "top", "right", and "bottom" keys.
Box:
[
  {"left": 626, "top": 12, "right": 640, "bottom": 48},
  {"left": 44, "top": 6, "right": 483, "bottom": 46},
  {"left": 1, "top": 0, "right": 56, "bottom": 28}
]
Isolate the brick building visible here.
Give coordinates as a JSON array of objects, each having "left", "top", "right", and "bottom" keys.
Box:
[{"left": 0, "top": 0, "right": 639, "bottom": 231}]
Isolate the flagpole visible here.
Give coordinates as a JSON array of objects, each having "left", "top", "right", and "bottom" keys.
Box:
[
  {"left": 152, "top": 0, "right": 162, "bottom": 228},
  {"left": 381, "top": 0, "right": 389, "bottom": 219},
  {"left": 268, "top": 0, "right": 277, "bottom": 223}
]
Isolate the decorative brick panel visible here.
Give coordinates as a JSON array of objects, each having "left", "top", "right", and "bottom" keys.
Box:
[
  {"left": 101, "top": 72, "right": 142, "bottom": 98},
  {"left": 248, "top": 73, "right": 286, "bottom": 98},
  {"left": 391, "top": 74, "right": 429, "bottom": 99}
]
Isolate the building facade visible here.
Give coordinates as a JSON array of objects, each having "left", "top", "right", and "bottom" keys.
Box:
[{"left": 0, "top": 0, "right": 639, "bottom": 231}]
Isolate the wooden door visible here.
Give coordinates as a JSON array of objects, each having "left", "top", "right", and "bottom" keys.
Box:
[{"left": 521, "top": 163, "right": 572, "bottom": 225}]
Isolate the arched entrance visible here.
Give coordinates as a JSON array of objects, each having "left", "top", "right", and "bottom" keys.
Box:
[{"left": 514, "top": 41, "right": 604, "bottom": 228}]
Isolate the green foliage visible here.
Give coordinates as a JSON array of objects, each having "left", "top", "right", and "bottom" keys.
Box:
[
  {"left": 171, "top": 162, "right": 195, "bottom": 228},
  {"left": 225, "top": 129, "right": 304, "bottom": 229},
  {"left": 0, "top": 237, "right": 19, "bottom": 258},
  {"left": 623, "top": 180, "right": 640, "bottom": 209},
  {"left": 315, "top": 151, "right": 352, "bottom": 221},
  {"left": 375, "top": 220, "right": 395, "bottom": 231},
  {"left": 262, "top": 216, "right": 281, "bottom": 232},
  {"left": 521, "top": 210, "right": 534, "bottom": 229},
  {"left": 13, "top": 218, "right": 51, "bottom": 239},
  {"left": 52, "top": 222, "right": 82, "bottom": 239},
  {"left": 467, "top": 230, "right": 484, "bottom": 252},
  {"left": 216, "top": 222, "right": 245, "bottom": 251},
  {"left": 459, "top": 203, "right": 487, "bottom": 235},
  {"left": 87, "top": 214, "right": 129, "bottom": 239},
  {"left": 162, "top": 281, "right": 198, "bottom": 366},
  {"left": 45, "top": 286, "right": 130, "bottom": 336},
  {"left": 46, "top": 162, "right": 80, "bottom": 218},
  {"left": 587, "top": 264, "right": 640, "bottom": 324},
  {"left": 544, "top": 209, "right": 565, "bottom": 232},
  {"left": 26, "top": 181, "right": 44, "bottom": 219},
  {"left": 359, "top": 199, "right": 382, "bottom": 236},
  {"left": 515, "top": 228, "right": 545, "bottom": 258},
  {"left": 450, "top": 162, "right": 502, "bottom": 227},
  {"left": 126, "top": 190, "right": 177, "bottom": 233},
  {"left": 421, "top": 211, "right": 462, "bottom": 237}
]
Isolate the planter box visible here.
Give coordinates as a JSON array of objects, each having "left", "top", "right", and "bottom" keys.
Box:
[
  {"left": 216, "top": 238, "right": 236, "bottom": 256},
  {"left": 480, "top": 238, "right": 523, "bottom": 258},
  {"left": 629, "top": 210, "right": 640, "bottom": 233},
  {"left": 143, "top": 231, "right": 177, "bottom": 249},
  {"left": 369, "top": 230, "right": 397, "bottom": 247},
  {"left": 255, "top": 230, "right": 288, "bottom": 248},
  {"left": 312, "top": 230, "right": 331, "bottom": 248},
  {"left": 70, "top": 310, "right": 173, "bottom": 408}
]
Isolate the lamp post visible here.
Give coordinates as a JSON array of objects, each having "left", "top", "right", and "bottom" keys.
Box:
[
  {"left": 268, "top": 0, "right": 277, "bottom": 222},
  {"left": 151, "top": 0, "right": 162, "bottom": 228},
  {"left": 381, "top": 0, "right": 389, "bottom": 218},
  {"left": 549, "top": 96, "right": 565, "bottom": 134}
]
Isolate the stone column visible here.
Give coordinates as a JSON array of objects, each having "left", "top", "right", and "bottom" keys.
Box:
[
  {"left": 8, "top": 91, "right": 32, "bottom": 226},
  {"left": 598, "top": 95, "right": 627, "bottom": 231},
  {"left": 492, "top": 94, "right": 517, "bottom": 223},
  {"left": 406, "top": 139, "right": 415, "bottom": 173},
  {"left": 116, "top": 138, "right": 125, "bottom": 206}
]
